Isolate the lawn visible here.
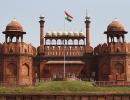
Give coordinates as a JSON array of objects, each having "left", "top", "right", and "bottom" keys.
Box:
[{"left": 0, "top": 80, "right": 130, "bottom": 93}]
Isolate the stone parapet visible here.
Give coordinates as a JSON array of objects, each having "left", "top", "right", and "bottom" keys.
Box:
[
  {"left": 94, "top": 42, "right": 130, "bottom": 55},
  {"left": 0, "top": 42, "right": 36, "bottom": 56}
]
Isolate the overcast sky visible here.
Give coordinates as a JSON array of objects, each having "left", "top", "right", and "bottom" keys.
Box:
[{"left": 0, "top": 0, "right": 129, "bottom": 47}]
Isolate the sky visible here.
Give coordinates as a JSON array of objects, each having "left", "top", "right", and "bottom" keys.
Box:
[{"left": 0, "top": 0, "right": 130, "bottom": 47}]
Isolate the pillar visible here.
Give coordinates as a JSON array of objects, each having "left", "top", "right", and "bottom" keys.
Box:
[
  {"left": 39, "top": 16, "right": 45, "bottom": 46},
  {"left": 85, "top": 16, "right": 90, "bottom": 47}
]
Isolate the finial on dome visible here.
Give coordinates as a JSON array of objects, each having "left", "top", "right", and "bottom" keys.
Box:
[
  {"left": 85, "top": 16, "right": 90, "bottom": 21},
  {"left": 113, "top": 18, "right": 118, "bottom": 21},
  {"left": 12, "top": 18, "right": 17, "bottom": 21},
  {"left": 39, "top": 15, "right": 45, "bottom": 20}
]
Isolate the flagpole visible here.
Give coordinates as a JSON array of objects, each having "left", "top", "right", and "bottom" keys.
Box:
[
  {"left": 63, "top": 14, "right": 66, "bottom": 79},
  {"left": 63, "top": 11, "right": 73, "bottom": 79},
  {"left": 63, "top": 39, "right": 66, "bottom": 79},
  {"left": 64, "top": 13, "right": 65, "bottom": 31}
]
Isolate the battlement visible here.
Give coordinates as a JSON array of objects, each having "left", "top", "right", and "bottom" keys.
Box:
[
  {"left": 94, "top": 42, "right": 130, "bottom": 55},
  {"left": 0, "top": 42, "right": 36, "bottom": 56}
]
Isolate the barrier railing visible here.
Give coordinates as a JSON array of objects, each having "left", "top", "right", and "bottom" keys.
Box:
[{"left": 94, "top": 81, "right": 130, "bottom": 86}]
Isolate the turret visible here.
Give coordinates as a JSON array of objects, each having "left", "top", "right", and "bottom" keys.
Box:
[
  {"left": 85, "top": 16, "right": 90, "bottom": 47},
  {"left": 39, "top": 16, "right": 45, "bottom": 46},
  {"left": 104, "top": 19, "right": 127, "bottom": 43},
  {"left": 84, "top": 16, "right": 93, "bottom": 53},
  {"left": 3, "top": 19, "right": 26, "bottom": 43}
]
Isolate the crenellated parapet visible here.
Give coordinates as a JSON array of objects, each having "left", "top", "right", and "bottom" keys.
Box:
[
  {"left": 94, "top": 42, "right": 130, "bottom": 55},
  {"left": 0, "top": 42, "right": 36, "bottom": 56}
]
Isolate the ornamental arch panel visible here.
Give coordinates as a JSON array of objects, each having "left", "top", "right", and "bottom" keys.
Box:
[
  {"left": 6, "top": 63, "right": 17, "bottom": 77},
  {"left": 6, "top": 63, "right": 17, "bottom": 84},
  {"left": 21, "top": 63, "right": 29, "bottom": 76},
  {"left": 115, "top": 63, "right": 124, "bottom": 74},
  {"left": 79, "top": 39, "right": 84, "bottom": 45}
]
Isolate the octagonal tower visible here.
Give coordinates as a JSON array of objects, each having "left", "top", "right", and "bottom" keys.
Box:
[
  {"left": 94, "top": 19, "right": 130, "bottom": 82},
  {"left": 0, "top": 19, "right": 36, "bottom": 85}
]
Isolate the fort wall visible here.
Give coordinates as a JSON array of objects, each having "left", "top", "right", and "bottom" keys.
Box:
[
  {"left": 0, "top": 92, "right": 129, "bottom": 100},
  {"left": 0, "top": 42, "right": 36, "bottom": 55},
  {"left": 94, "top": 42, "right": 130, "bottom": 55}
]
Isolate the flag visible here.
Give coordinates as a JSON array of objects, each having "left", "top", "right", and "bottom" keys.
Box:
[{"left": 64, "top": 11, "right": 73, "bottom": 22}]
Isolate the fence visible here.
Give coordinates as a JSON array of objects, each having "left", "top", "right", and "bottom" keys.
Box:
[{"left": 94, "top": 81, "right": 130, "bottom": 86}]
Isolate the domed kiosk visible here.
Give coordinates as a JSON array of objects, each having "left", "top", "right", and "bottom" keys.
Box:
[
  {"left": 94, "top": 19, "right": 130, "bottom": 82},
  {"left": 3, "top": 19, "right": 26, "bottom": 43},
  {"left": 104, "top": 19, "right": 127, "bottom": 43},
  {"left": 1, "top": 19, "right": 36, "bottom": 86}
]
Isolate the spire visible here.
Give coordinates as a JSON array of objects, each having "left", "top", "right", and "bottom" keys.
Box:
[
  {"left": 86, "top": 8, "right": 88, "bottom": 17},
  {"left": 39, "top": 15, "right": 45, "bottom": 46}
]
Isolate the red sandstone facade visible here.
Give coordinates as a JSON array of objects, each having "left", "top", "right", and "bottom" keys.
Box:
[{"left": 0, "top": 16, "right": 129, "bottom": 85}]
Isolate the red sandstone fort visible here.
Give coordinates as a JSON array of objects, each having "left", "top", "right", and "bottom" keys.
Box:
[{"left": 0, "top": 15, "right": 129, "bottom": 85}]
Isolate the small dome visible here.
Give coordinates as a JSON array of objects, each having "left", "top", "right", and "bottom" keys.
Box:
[
  {"left": 68, "top": 32, "right": 73, "bottom": 36},
  {"left": 5, "top": 19, "right": 23, "bottom": 32},
  {"left": 107, "top": 20, "right": 125, "bottom": 32},
  {"left": 57, "top": 32, "right": 62, "bottom": 36},
  {"left": 52, "top": 31, "right": 57, "bottom": 36},
  {"left": 46, "top": 32, "right": 51, "bottom": 36},
  {"left": 74, "top": 32, "right": 78, "bottom": 36},
  {"left": 62, "top": 32, "right": 67, "bottom": 36},
  {"left": 79, "top": 32, "right": 84, "bottom": 36}
]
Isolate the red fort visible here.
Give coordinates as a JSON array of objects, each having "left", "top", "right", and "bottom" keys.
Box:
[{"left": 0, "top": 16, "right": 129, "bottom": 85}]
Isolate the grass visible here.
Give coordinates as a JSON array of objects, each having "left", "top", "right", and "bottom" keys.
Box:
[
  {"left": 34, "top": 80, "right": 93, "bottom": 92},
  {"left": 1, "top": 80, "right": 130, "bottom": 93}
]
